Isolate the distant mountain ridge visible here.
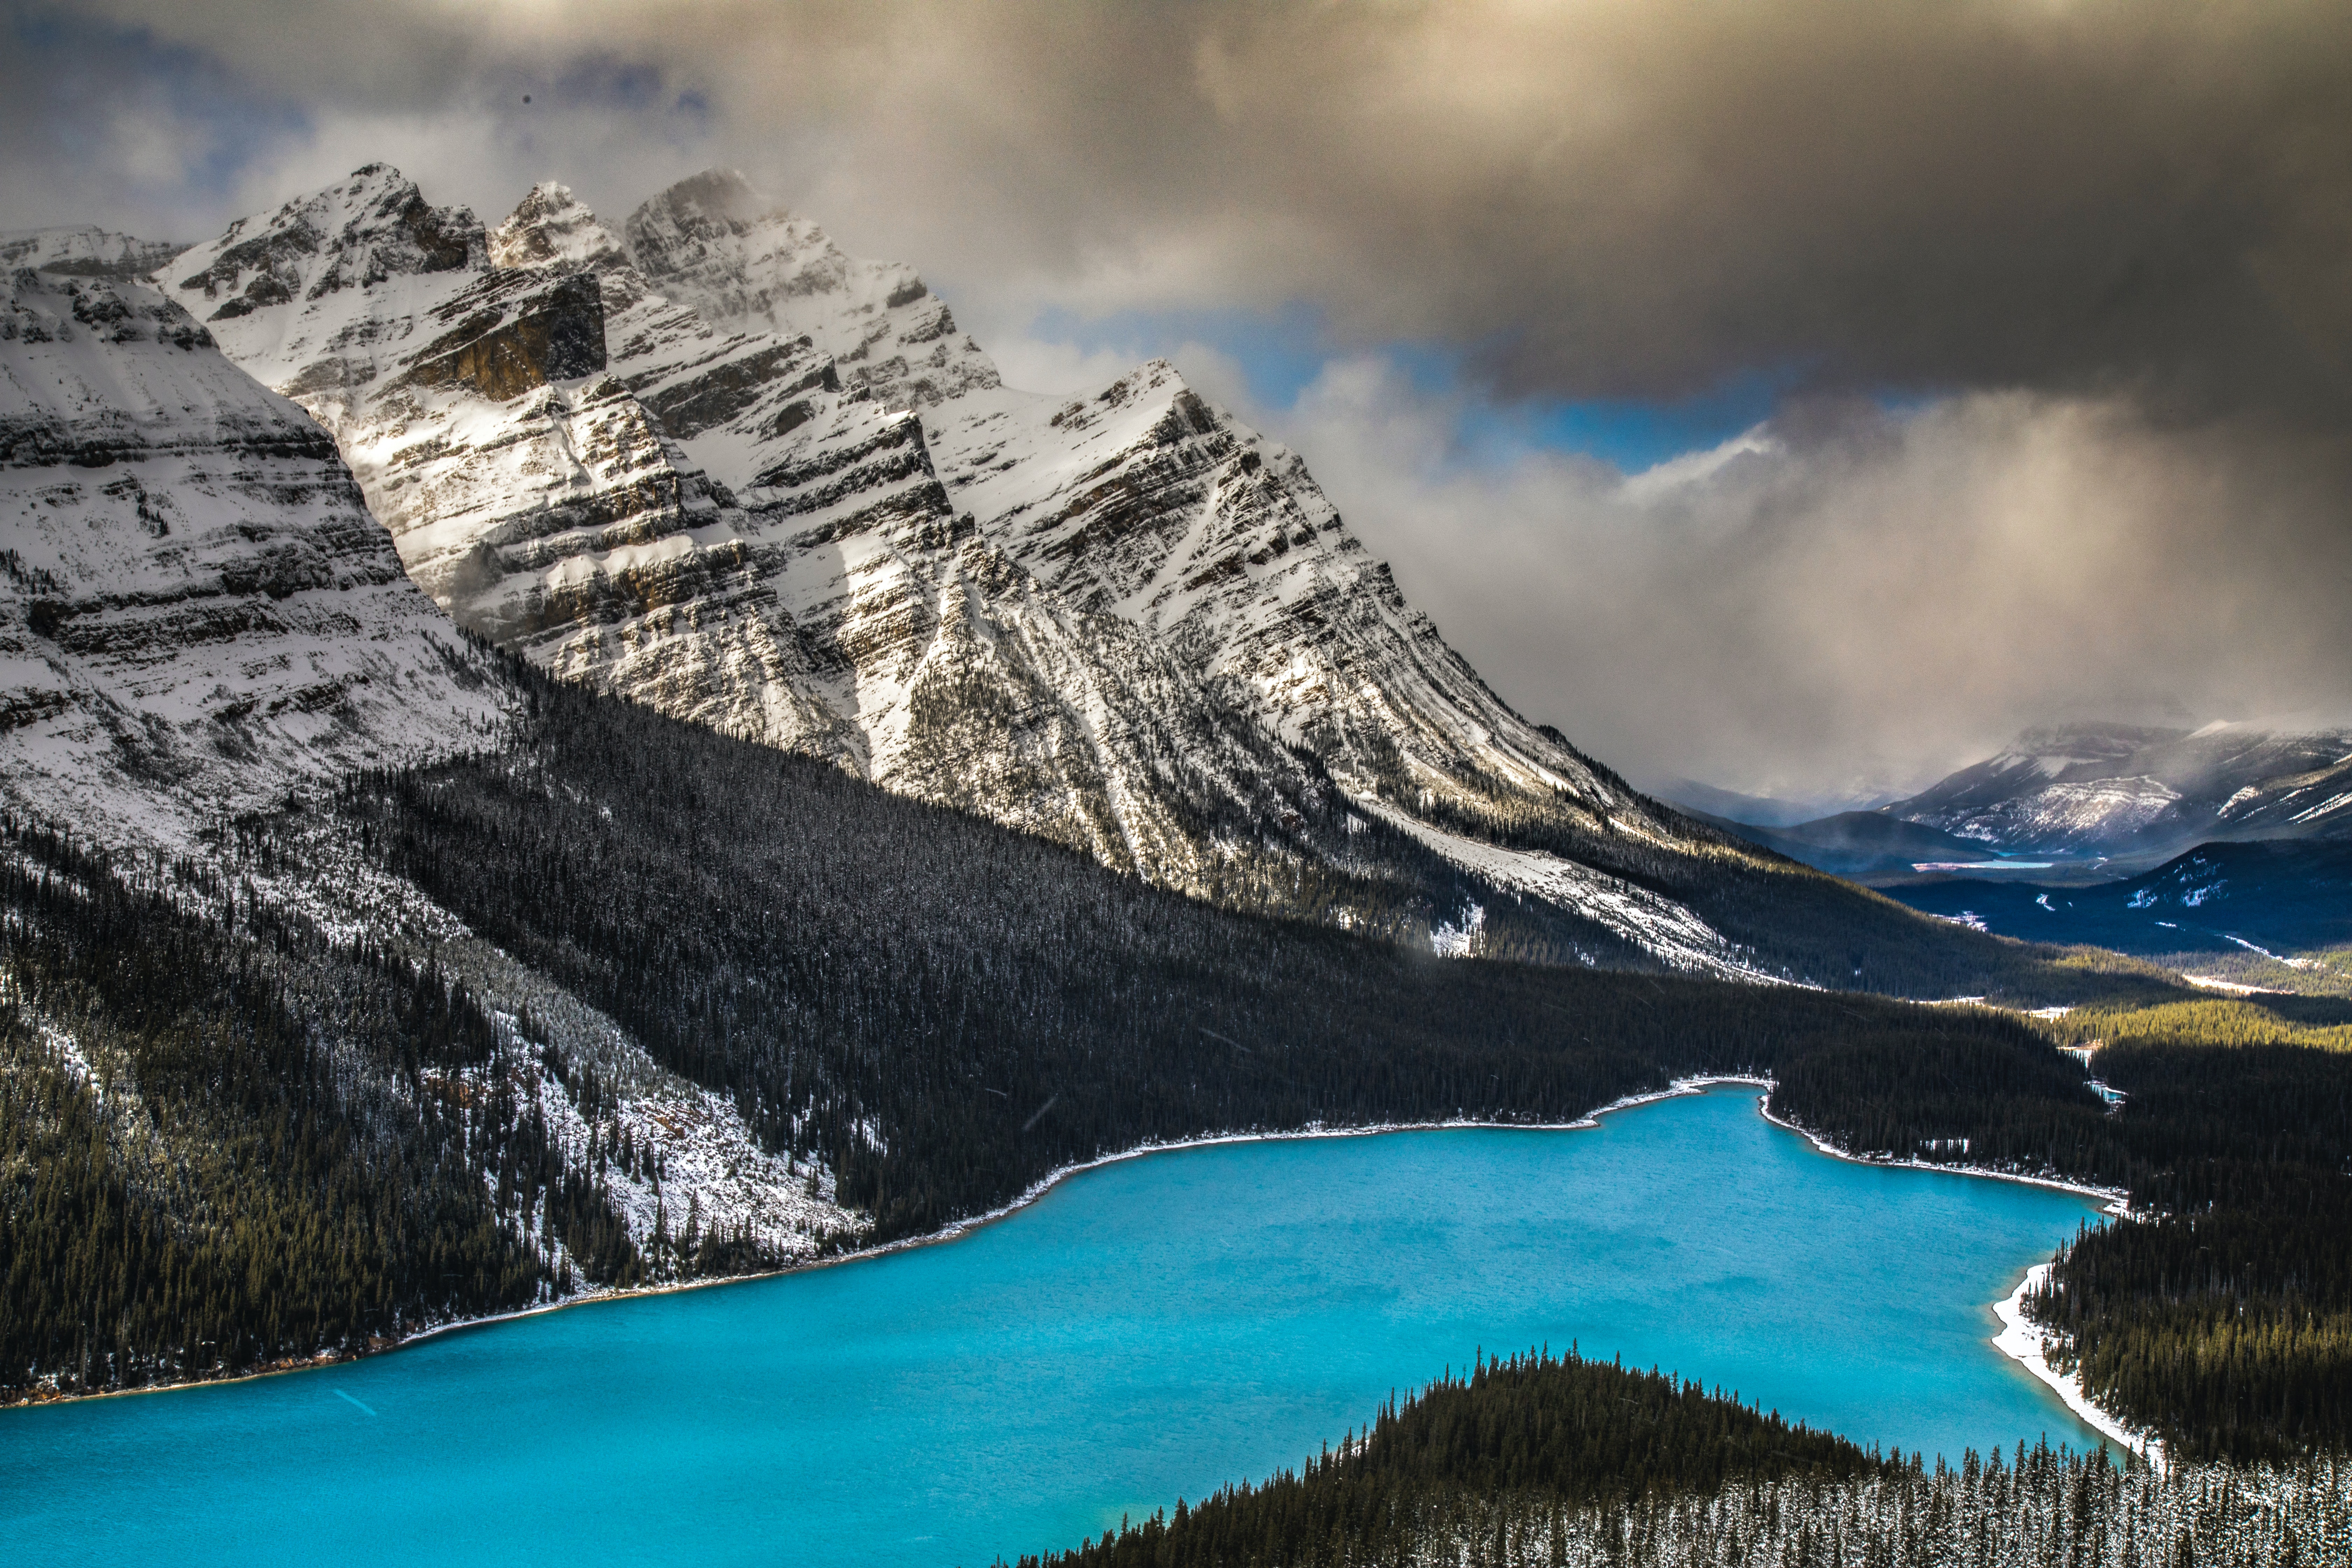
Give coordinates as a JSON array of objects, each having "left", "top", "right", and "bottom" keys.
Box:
[
  {"left": 1882, "top": 720, "right": 2352, "bottom": 861},
  {"left": 0, "top": 226, "right": 187, "bottom": 283}
]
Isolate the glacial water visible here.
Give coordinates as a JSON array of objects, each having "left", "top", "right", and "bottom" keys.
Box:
[{"left": 1, "top": 1087, "right": 2110, "bottom": 1567}]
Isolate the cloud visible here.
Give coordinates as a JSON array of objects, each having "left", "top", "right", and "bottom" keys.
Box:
[
  {"left": 8, "top": 0, "right": 2349, "bottom": 793},
  {"left": 1240, "top": 357, "right": 2352, "bottom": 796},
  {"left": 31, "top": 0, "right": 2351, "bottom": 420}
]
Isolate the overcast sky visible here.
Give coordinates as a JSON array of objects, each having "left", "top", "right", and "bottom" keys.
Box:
[{"left": 9, "top": 0, "right": 2350, "bottom": 802}]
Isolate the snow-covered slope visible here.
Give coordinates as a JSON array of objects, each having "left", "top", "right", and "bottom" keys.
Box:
[
  {"left": 0, "top": 226, "right": 186, "bottom": 282},
  {"left": 0, "top": 265, "right": 511, "bottom": 848},
  {"left": 1891, "top": 721, "right": 2352, "bottom": 858},
  {"left": 620, "top": 170, "right": 999, "bottom": 411},
  {"left": 931, "top": 363, "right": 1656, "bottom": 833},
  {"left": 2, "top": 255, "right": 858, "bottom": 1276}
]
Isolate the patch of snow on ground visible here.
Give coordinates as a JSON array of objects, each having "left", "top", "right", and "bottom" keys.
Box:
[
  {"left": 1993, "top": 1265, "right": 2164, "bottom": 1470},
  {"left": 2221, "top": 934, "right": 2315, "bottom": 968},
  {"left": 1430, "top": 901, "right": 1484, "bottom": 958},
  {"left": 1355, "top": 797, "right": 1774, "bottom": 981},
  {"left": 2181, "top": 974, "right": 2289, "bottom": 995}
]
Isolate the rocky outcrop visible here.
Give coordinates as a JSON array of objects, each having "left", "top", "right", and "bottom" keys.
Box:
[{"left": 0, "top": 267, "right": 512, "bottom": 847}]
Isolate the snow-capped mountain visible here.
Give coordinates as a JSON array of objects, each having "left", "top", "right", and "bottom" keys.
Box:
[
  {"left": 0, "top": 264, "right": 511, "bottom": 847},
  {"left": 929, "top": 362, "right": 1634, "bottom": 823},
  {"left": 0, "top": 262, "right": 856, "bottom": 1280},
  {"left": 167, "top": 167, "right": 1349, "bottom": 892},
  {"left": 159, "top": 164, "right": 1760, "bottom": 971},
  {"left": 1888, "top": 721, "right": 2352, "bottom": 859}
]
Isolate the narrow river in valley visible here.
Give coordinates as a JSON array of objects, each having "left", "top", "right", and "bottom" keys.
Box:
[{"left": 2, "top": 1086, "right": 2111, "bottom": 1566}]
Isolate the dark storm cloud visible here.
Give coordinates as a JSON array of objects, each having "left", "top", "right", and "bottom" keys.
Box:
[
  {"left": 12, "top": 0, "right": 2351, "bottom": 791},
  {"left": 37, "top": 0, "right": 2352, "bottom": 415}
]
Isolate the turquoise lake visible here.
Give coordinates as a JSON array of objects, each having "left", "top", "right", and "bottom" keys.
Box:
[{"left": 2, "top": 1086, "right": 2109, "bottom": 1567}]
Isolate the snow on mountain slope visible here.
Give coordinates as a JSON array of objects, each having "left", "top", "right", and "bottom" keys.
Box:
[
  {"left": 1891, "top": 720, "right": 2352, "bottom": 857},
  {"left": 167, "top": 164, "right": 1850, "bottom": 974},
  {"left": 3, "top": 244, "right": 852, "bottom": 1272},
  {"left": 164, "top": 164, "right": 1853, "bottom": 971},
  {"left": 929, "top": 362, "right": 1661, "bottom": 837},
  {"left": 0, "top": 266, "right": 511, "bottom": 850},
  {"left": 621, "top": 169, "right": 1000, "bottom": 411},
  {"left": 1356, "top": 798, "right": 1764, "bottom": 979},
  {"left": 0, "top": 226, "right": 186, "bottom": 282}
]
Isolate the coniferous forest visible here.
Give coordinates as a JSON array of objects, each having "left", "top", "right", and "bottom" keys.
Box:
[
  {"left": 2, "top": 664, "right": 2347, "bottom": 1473},
  {"left": 1016, "top": 1350, "right": 2349, "bottom": 1568}
]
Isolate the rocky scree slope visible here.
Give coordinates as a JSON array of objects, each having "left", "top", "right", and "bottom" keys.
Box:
[{"left": 167, "top": 165, "right": 2037, "bottom": 991}]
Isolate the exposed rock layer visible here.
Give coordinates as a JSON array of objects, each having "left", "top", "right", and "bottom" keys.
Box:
[{"left": 0, "top": 265, "right": 511, "bottom": 846}]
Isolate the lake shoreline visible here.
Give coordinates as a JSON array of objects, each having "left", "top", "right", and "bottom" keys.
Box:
[
  {"left": 1991, "top": 1264, "right": 2163, "bottom": 1468},
  {"left": 1, "top": 1076, "right": 1745, "bottom": 1412},
  {"left": 0, "top": 1072, "right": 2130, "bottom": 1444}
]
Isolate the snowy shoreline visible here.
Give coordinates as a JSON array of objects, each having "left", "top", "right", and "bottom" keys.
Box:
[
  {"left": 1743, "top": 1094, "right": 2151, "bottom": 1462},
  {"left": 1993, "top": 1264, "right": 2164, "bottom": 1468},
  {"left": 1751, "top": 1100, "right": 2132, "bottom": 1216},
  {"left": 2, "top": 1073, "right": 2138, "bottom": 1448}
]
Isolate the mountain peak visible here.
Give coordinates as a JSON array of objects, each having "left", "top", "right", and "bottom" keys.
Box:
[
  {"left": 174, "top": 164, "right": 483, "bottom": 328},
  {"left": 621, "top": 175, "right": 997, "bottom": 409},
  {"left": 489, "top": 181, "right": 630, "bottom": 275},
  {"left": 0, "top": 225, "right": 186, "bottom": 282},
  {"left": 645, "top": 167, "right": 778, "bottom": 229}
]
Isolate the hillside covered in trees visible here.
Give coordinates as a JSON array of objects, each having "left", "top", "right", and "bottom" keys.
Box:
[
  {"left": 1017, "top": 1350, "right": 2348, "bottom": 1568},
  {"left": 1770, "top": 997, "right": 2352, "bottom": 1460}
]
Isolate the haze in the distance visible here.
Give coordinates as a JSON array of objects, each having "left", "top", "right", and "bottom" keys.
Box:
[{"left": 9, "top": 0, "right": 2349, "bottom": 801}]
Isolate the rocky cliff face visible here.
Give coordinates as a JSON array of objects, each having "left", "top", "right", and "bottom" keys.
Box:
[
  {"left": 931, "top": 364, "right": 1650, "bottom": 831},
  {"left": 0, "top": 258, "right": 852, "bottom": 1273},
  {"left": 0, "top": 265, "right": 511, "bottom": 847},
  {"left": 173, "top": 172, "right": 1342, "bottom": 890},
  {"left": 169, "top": 165, "right": 1780, "bottom": 973}
]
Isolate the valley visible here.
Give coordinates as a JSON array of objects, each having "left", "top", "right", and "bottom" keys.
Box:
[{"left": 3, "top": 147, "right": 2347, "bottom": 1568}]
